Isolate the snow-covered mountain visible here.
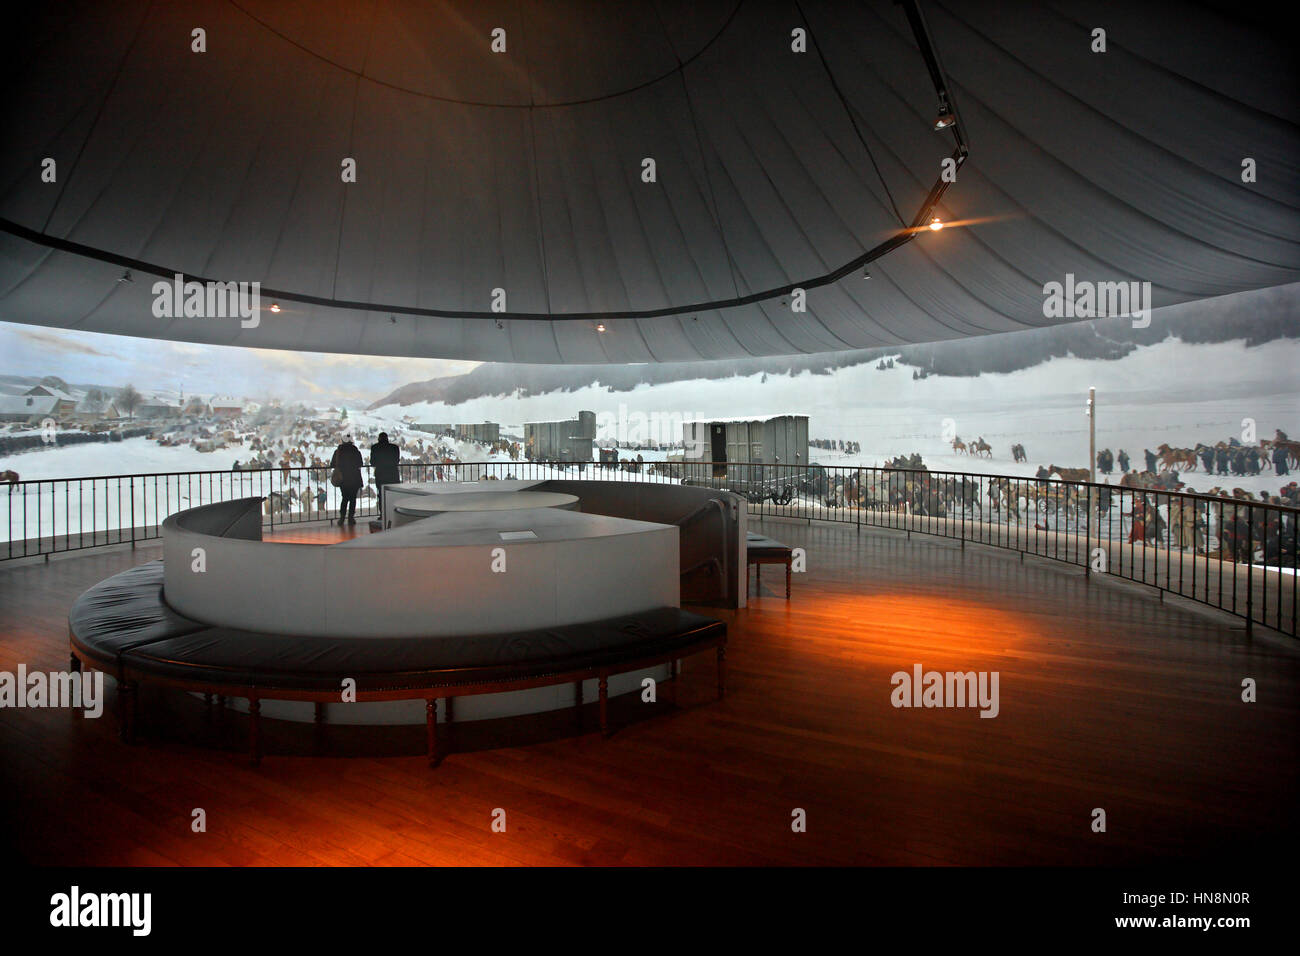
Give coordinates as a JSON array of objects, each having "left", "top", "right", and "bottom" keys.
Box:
[{"left": 369, "top": 283, "right": 1300, "bottom": 410}]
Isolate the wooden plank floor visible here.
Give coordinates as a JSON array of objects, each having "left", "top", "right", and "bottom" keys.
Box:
[{"left": 1, "top": 519, "right": 1296, "bottom": 866}]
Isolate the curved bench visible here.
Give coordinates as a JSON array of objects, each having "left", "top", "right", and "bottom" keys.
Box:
[{"left": 69, "top": 561, "right": 727, "bottom": 766}]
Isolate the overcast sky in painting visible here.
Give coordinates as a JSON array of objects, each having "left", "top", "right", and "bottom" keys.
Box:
[{"left": 0, "top": 321, "right": 478, "bottom": 406}]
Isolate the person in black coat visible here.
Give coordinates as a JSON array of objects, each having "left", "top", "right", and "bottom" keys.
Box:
[
  {"left": 329, "top": 436, "right": 364, "bottom": 524},
  {"left": 1246, "top": 447, "right": 1261, "bottom": 475},
  {"left": 1230, "top": 448, "right": 1246, "bottom": 476},
  {"left": 369, "top": 432, "right": 401, "bottom": 521},
  {"left": 1274, "top": 444, "right": 1290, "bottom": 477},
  {"left": 1215, "top": 445, "right": 1230, "bottom": 476}
]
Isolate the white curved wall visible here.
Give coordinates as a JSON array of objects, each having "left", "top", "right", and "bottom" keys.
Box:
[{"left": 163, "top": 497, "right": 679, "bottom": 637}]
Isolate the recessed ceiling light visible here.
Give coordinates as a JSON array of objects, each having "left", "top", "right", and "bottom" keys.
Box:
[
  {"left": 928, "top": 217, "right": 944, "bottom": 231},
  {"left": 934, "top": 108, "right": 955, "bottom": 130},
  {"left": 269, "top": 303, "right": 281, "bottom": 312},
  {"left": 596, "top": 323, "right": 606, "bottom": 332}
]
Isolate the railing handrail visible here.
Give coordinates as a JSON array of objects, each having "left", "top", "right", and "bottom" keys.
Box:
[
  {"left": 4, "top": 459, "right": 1298, "bottom": 512},
  {"left": 3, "top": 464, "right": 360, "bottom": 485}
]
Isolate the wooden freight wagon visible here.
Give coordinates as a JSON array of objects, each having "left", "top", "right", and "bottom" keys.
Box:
[{"left": 681, "top": 415, "right": 809, "bottom": 491}]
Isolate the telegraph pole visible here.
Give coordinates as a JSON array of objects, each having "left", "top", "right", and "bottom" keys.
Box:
[{"left": 1087, "top": 386, "right": 1096, "bottom": 482}]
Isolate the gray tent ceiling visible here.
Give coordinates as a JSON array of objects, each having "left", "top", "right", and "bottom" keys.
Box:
[{"left": 1, "top": 0, "right": 1297, "bottom": 363}]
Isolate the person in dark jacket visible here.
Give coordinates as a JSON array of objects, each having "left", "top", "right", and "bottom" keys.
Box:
[
  {"left": 1198, "top": 445, "right": 1214, "bottom": 472},
  {"left": 329, "top": 436, "right": 364, "bottom": 524},
  {"left": 369, "top": 432, "right": 401, "bottom": 521},
  {"left": 1215, "top": 445, "right": 1230, "bottom": 476}
]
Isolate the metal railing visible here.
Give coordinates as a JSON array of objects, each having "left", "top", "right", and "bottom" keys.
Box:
[
  {"left": 2, "top": 459, "right": 1295, "bottom": 637},
  {"left": 0, "top": 460, "right": 591, "bottom": 557}
]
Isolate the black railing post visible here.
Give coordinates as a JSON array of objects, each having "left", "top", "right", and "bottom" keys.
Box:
[
  {"left": 129, "top": 476, "right": 135, "bottom": 549},
  {"left": 1245, "top": 512, "right": 1254, "bottom": 638},
  {"left": 1085, "top": 484, "right": 1091, "bottom": 579}
]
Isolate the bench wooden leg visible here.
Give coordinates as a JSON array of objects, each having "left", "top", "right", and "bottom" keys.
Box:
[
  {"left": 669, "top": 658, "right": 679, "bottom": 703},
  {"left": 314, "top": 701, "right": 325, "bottom": 724},
  {"left": 716, "top": 646, "right": 726, "bottom": 700},
  {"left": 598, "top": 674, "right": 610, "bottom": 738},
  {"left": 118, "top": 680, "right": 137, "bottom": 744},
  {"left": 786, "top": 560, "right": 792, "bottom": 599},
  {"left": 426, "top": 699, "right": 444, "bottom": 768},
  {"left": 446, "top": 696, "right": 455, "bottom": 725},
  {"left": 248, "top": 698, "right": 262, "bottom": 767},
  {"left": 755, "top": 564, "right": 760, "bottom": 592},
  {"left": 573, "top": 680, "right": 583, "bottom": 729}
]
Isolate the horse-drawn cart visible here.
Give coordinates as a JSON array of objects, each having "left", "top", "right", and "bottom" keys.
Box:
[{"left": 683, "top": 468, "right": 816, "bottom": 507}]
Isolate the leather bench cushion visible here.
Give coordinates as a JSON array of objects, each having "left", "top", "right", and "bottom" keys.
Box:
[
  {"left": 121, "top": 607, "right": 726, "bottom": 690},
  {"left": 746, "top": 533, "right": 792, "bottom": 557},
  {"left": 68, "top": 561, "right": 212, "bottom": 662}
]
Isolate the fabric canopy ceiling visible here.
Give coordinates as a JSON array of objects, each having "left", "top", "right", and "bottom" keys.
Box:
[{"left": 1, "top": 0, "right": 1297, "bottom": 363}]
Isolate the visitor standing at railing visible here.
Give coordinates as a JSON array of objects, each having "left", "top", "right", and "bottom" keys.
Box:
[
  {"left": 370, "top": 432, "right": 400, "bottom": 525},
  {"left": 329, "top": 436, "right": 364, "bottom": 525}
]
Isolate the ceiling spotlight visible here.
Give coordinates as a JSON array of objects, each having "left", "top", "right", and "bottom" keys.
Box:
[
  {"left": 863, "top": 267, "right": 872, "bottom": 279},
  {"left": 269, "top": 303, "right": 281, "bottom": 312},
  {"left": 495, "top": 319, "right": 504, "bottom": 330},
  {"left": 928, "top": 217, "right": 944, "bottom": 231},
  {"left": 933, "top": 107, "right": 956, "bottom": 130},
  {"left": 596, "top": 323, "right": 606, "bottom": 332},
  {"left": 389, "top": 315, "right": 396, "bottom": 323},
  {"left": 118, "top": 270, "right": 133, "bottom": 283}
]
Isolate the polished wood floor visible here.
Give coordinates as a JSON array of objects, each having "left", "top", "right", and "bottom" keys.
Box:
[{"left": 2, "top": 519, "right": 1297, "bottom": 866}]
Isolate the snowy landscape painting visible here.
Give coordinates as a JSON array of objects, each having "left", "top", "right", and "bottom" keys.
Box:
[
  {"left": 1, "top": 282, "right": 1297, "bottom": 557},
  {"left": 2, "top": 283, "right": 1295, "bottom": 504}
]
